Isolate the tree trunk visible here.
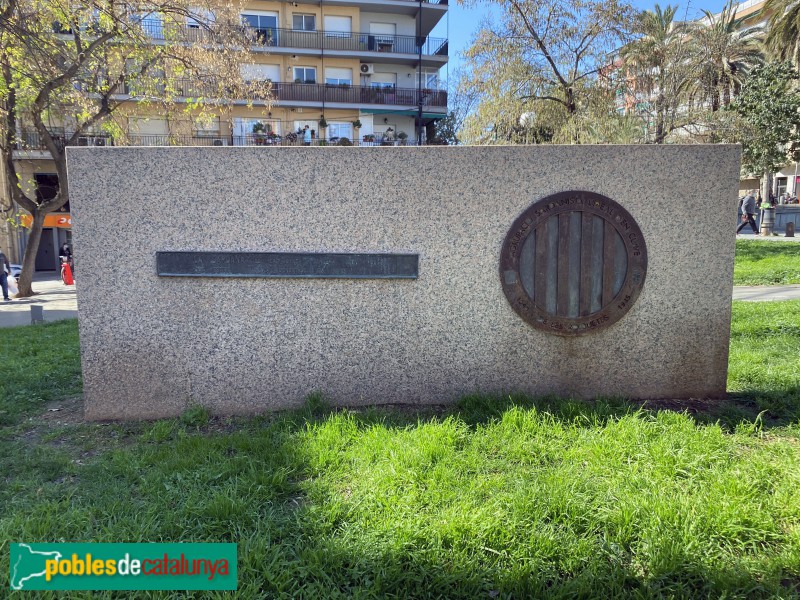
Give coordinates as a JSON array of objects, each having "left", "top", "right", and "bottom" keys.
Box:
[
  {"left": 15, "top": 209, "right": 46, "bottom": 297},
  {"left": 565, "top": 86, "right": 576, "bottom": 115}
]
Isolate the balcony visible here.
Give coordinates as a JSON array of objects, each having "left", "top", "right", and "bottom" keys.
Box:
[
  {"left": 164, "top": 79, "right": 447, "bottom": 109},
  {"left": 272, "top": 82, "right": 446, "bottom": 108},
  {"left": 242, "top": 28, "right": 447, "bottom": 57},
  {"left": 15, "top": 131, "right": 444, "bottom": 150},
  {"left": 138, "top": 20, "right": 447, "bottom": 58}
]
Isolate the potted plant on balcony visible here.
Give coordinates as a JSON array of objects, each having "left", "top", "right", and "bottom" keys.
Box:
[
  {"left": 362, "top": 133, "right": 375, "bottom": 143},
  {"left": 397, "top": 131, "right": 408, "bottom": 145},
  {"left": 252, "top": 121, "right": 266, "bottom": 145}
]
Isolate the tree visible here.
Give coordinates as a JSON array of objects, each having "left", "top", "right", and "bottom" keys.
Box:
[
  {"left": 0, "top": 0, "right": 269, "bottom": 296},
  {"left": 765, "top": 0, "right": 800, "bottom": 66},
  {"left": 430, "top": 73, "right": 479, "bottom": 145},
  {"left": 727, "top": 62, "right": 800, "bottom": 200},
  {"left": 620, "top": 4, "right": 693, "bottom": 143},
  {"left": 459, "top": 0, "right": 635, "bottom": 144},
  {"left": 690, "top": 0, "right": 763, "bottom": 112}
]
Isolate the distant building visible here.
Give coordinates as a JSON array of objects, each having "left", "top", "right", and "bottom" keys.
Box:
[{"left": 9, "top": 0, "right": 449, "bottom": 271}]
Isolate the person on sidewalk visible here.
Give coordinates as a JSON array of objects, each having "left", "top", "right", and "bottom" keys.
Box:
[
  {"left": 0, "top": 247, "right": 12, "bottom": 301},
  {"left": 737, "top": 190, "right": 759, "bottom": 235},
  {"left": 303, "top": 125, "right": 311, "bottom": 146}
]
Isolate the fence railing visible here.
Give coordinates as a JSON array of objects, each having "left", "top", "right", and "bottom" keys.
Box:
[
  {"left": 242, "top": 28, "right": 447, "bottom": 56},
  {"left": 14, "top": 131, "right": 443, "bottom": 151},
  {"left": 157, "top": 79, "right": 447, "bottom": 108},
  {"left": 136, "top": 20, "right": 447, "bottom": 55}
]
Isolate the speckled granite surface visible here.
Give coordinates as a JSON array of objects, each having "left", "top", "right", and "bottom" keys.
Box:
[{"left": 67, "top": 146, "right": 740, "bottom": 420}]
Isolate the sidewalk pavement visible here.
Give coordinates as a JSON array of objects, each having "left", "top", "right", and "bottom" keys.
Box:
[
  {"left": 2, "top": 272, "right": 800, "bottom": 328},
  {"left": 0, "top": 274, "right": 78, "bottom": 328},
  {"left": 732, "top": 285, "right": 800, "bottom": 302},
  {"left": 736, "top": 232, "right": 799, "bottom": 242}
]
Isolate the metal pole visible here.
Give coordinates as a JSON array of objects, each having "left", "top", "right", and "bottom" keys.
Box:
[{"left": 417, "top": 0, "right": 423, "bottom": 146}]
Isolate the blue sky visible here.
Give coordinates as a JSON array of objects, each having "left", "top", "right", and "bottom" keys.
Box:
[{"left": 431, "top": 0, "right": 733, "bottom": 79}]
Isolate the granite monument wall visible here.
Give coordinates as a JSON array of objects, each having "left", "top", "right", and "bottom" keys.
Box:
[{"left": 67, "top": 146, "right": 740, "bottom": 420}]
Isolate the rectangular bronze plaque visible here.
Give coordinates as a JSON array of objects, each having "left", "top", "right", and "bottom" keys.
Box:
[{"left": 156, "top": 251, "right": 418, "bottom": 279}]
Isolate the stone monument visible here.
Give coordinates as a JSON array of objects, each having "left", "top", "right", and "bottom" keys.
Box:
[{"left": 67, "top": 145, "right": 740, "bottom": 420}]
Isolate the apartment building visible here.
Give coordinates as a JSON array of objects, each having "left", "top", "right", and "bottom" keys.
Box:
[{"left": 9, "top": 0, "right": 450, "bottom": 270}]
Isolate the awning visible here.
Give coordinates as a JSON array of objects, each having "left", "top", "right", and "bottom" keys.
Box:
[{"left": 20, "top": 214, "right": 72, "bottom": 229}]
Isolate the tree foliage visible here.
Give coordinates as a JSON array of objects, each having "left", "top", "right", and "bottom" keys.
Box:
[
  {"left": 459, "top": 0, "right": 636, "bottom": 144},
  {"left": 620, "top": 4, "right": 694, "bottom": 142},
  {"left": 458, "top": 0, "right": 769, "bottom": 147},
  {"left": 727, "top": 61, "right": 800, "bottom": 177},
  {"left": 690, "top": 2, "right": 763, "bottom": 111},
  {"left": 0, "top": 0, "right": 269, "bottom": 296},
  {"left": 765, "top": 0, "right": 800, "bottom": 66}
]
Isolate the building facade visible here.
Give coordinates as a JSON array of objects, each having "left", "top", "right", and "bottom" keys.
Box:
[{"left": 8, "top": 0, "right": 450, "bottom": 271}]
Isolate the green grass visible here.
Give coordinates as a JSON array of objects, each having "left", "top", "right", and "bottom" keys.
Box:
[
  {"left": 734, "top": 239, "right": 800, "bottom": 285},
  {"left": 1, "top": 307, "right": 800, "bottom": 599},
  {"left": 0, "top": 320, "right": 82, "bottom": 426},
  {"left": 728, "top": 300, "right": 800, "bottom": 420}
]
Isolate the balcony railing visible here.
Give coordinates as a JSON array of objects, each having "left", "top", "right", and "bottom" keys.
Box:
[
  {"left": 14, "top": 131, "right": 442, "bottom": 150},
  {"left": 242, "top": 28, "right": 447, "bottom": 56},
  {"left": 164, "top": 79, "right": 447, "bottom": 108},
  {"left": 139, "top": 20, "right": 447, "bottom": 56}
]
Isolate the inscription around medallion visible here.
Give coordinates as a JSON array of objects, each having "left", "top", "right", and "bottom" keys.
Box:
[{"left": 499, "top": 191, "right": 648, "bottom": 336}]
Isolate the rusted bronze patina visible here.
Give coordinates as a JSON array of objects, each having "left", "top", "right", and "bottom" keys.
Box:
[{"left": 500, "top": 191, "right": 648, "bottom": 336}]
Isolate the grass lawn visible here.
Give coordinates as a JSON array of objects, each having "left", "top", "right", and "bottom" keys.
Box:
[
  {"left": 734, "top": 239, "right": 800, "bottom": 285},
  {"left": 1, "top": 304, "right": 800, "bottom": 599}
]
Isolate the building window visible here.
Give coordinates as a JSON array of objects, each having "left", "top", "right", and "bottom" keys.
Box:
[
  {"left": 294, "top": 67, "right": 316, "bottom": 84},
  {"left": 233, "top": 118, "right": 282, "bottom": 145},
  {"left": 240, "top": 64, "right": 280, "bottom": 82},
  {"left": 777, "top": 177, "right": 788, "bottom": 197},
  {"left": 327, "top": 122, "right": 353, "bottom": 140},
  {"left": 242, "top": 13, "right": 278, "bottom": 43},
  {"left": 292, "top": 14, "right": 316, "bottom": 31},
  {"left": 325, "top": 76, "right": 352, "bottom": 86},
  {"left": 194, "top": 117, "right": 220, "bottom": 138},
  {"left": 293, "top": 121, "right": 319, "bottom": 138},
  {"left": 421, "top": 69, "right": 439, "bottom": 90},
  {"left": 325, "top": 68, "right": 352, "bottom": 86},
  {"left": 324, "top": 16, "right": 351, "bottom": 35}
]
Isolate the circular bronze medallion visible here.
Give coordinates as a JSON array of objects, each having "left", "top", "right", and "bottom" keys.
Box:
[{"left": 500, "top": 191, "right": 647, "bottom": 336}]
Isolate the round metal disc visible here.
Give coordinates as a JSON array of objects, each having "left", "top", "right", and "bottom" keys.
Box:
[{"left": 500, "top": 191, "right": 647, "bottom": 336}]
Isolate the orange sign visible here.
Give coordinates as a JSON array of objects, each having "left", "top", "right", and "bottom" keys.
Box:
[{"left": 20, "top": 214, "right": 72, "bottom": 229}]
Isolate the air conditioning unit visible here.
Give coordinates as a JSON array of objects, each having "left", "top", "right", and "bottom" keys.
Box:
[
  {"left": 360, "top": 63, "right": 375, "bottom": 75},
  {"left": 212, "top": 138, "right": 229, "bottom": 146}
]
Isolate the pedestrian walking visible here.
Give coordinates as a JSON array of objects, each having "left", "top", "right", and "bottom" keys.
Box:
[
  {"left": 0, "top": 246, "right": 12, "bottom": 301},
  {"left": 737, "top": 190, "right": 759, "bottom": 235},
  {"left": 303, "top": 125, "right": 311, "bottom": 146}
]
